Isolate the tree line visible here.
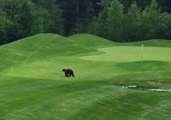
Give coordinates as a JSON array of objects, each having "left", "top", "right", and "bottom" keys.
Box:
[{"left": 0, "top": 0, "right": 171, "bottom": 44}]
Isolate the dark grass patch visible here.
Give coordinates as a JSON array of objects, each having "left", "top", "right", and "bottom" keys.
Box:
[{"left": 116, "top": 61, "right": 171, "bottom": 72}]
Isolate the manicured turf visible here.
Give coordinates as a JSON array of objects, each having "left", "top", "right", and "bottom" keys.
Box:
[
  {"left": 81, "top": 46, "right": 171, "bottom": 62},
  {"left": 0, "top": 33, "right": 171, "bottom": 120}
]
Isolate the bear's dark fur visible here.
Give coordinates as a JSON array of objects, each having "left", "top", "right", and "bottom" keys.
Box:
[{"left": 62, "top": 69, "right": 74, "bottom": 77}]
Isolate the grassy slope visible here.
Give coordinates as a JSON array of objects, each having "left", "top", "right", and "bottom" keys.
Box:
[{"left": 0, "top": 33, "right": 171, "bottom": 120}]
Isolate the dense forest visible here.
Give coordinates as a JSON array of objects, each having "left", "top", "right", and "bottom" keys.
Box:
[{"left": 0, "top": 0, "right": 171, "bottom": 44}]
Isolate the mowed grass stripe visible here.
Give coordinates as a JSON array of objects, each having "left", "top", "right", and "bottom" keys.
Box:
[
  {"left": 0, "top": 77, "right": 125, "bottom": 120},
  {"left": 71, "top": 91, "right": 171, "bottom": 120}
]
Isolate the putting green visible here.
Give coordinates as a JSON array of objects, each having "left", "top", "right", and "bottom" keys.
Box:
[{"left": 80, "top": 46, "right": 171, "bottom": 62}]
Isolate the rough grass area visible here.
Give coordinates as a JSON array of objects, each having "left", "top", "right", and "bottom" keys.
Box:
[{"left": 0, "top": 33, "right": 171, "bottom": 120}]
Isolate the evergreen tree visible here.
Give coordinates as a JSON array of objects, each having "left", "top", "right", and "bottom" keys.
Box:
[
  {"left": 155, "top": 12, "right": 171, "bottom": 39},
  {"left": 48, "top": 4, "right": 63, "bottom": 34},
  {"left": 141, "top": 0, "right": 161, "bottom": 39},
  {"left": 2, "top": 0, "right": 21, "bottom": 42},
  {"left": 107, "top": 0, "right": 124, "bottom": 41},
  {"left": 124, "top": 1, "right": 141, "bottom": 41},
  {"left": 0, "top": 9, "right": 7, "bottom": 44},
  {"left": 0, "top": 0, "right": 171, "bottom": 45},
  {"left": 96, "top": 4, "right": 109, "bottom": 37},
  {"left": 30, "top": 6, "right": 50, "bottom": 34},
  {"left": 61, "top": 0, "right": 94, "bottom": 35},
  {"left": 158, "top": 0, "right": 171, "bottom": 12},
  {"left": 17, "top": 0, "right": 35, "bottom": 37}
]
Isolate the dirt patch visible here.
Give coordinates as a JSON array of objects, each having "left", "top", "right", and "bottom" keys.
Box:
[{"left": 112, "top": 80, "right": 171, "bottom": 92}]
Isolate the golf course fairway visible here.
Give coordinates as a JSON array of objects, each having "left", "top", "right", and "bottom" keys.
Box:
[{"left": 0, "top": 33, "right": 171, "bottom": 120}]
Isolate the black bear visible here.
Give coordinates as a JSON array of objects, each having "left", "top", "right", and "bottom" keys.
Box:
[{"left": 62, "top": 68, "right": 74, "bottom": 77}]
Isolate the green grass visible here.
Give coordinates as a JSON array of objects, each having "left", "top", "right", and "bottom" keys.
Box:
[
  {"left": 80, "top": 46, "right": 171, "bottom": 62},
  {"left": 0, "top": 33, "right": 171, "bottom": 120}
]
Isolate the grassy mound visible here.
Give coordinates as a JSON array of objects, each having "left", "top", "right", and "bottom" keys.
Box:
[
  {"left": 0, "top": 33, "right": 171, "bottom": 120},
  {"left": 69, "top": 33, "right": 115, "bottom": 47}
]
